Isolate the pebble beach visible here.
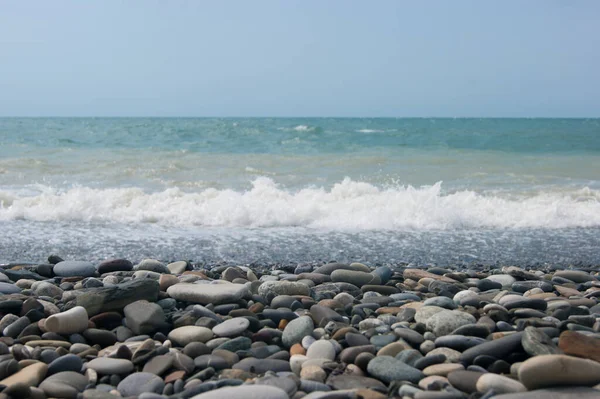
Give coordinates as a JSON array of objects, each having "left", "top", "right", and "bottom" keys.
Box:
[{"left": 1, "top": 257, "right": 600, "bottom": 399}]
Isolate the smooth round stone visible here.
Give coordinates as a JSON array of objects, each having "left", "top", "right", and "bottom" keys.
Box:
[
  {"left": 96, "top": 259, "right": 133, "bottom": 274},
  {"left": 554, "top": 270, "right": 596, "bottom": 283},
  {"left": 212, "top": 318, "right": 250, "bottom": 337},
  {"left": 460, "top": 332, "right": 525, "bottom": 365},
  {"left": 301, "top": 364, "right": 327, "bottom": 382},
  {"left": 135, "top": 259, "right": 170, "bottom": 274},
  {"left": 486, "top": 274, "right": 516, "bottom": 286},
  {"left": 87, "top": 358, "right": 134, "bottom": 375},
  {"left": 188, "top": 385, "right": 289, "bottom": 399},
  {"left": 47, "top": 354, "right": 83, "bottom": 376},
  {"left": 54, "top": 261, "right": 96, "bottom": 277},
  {"left": 0, "top": 282, "right": 21, "bottom": 294},
  {"left": 39, "top": 371, "right": 88, "bottom": 399},
  {"left": 330, "top": 270, "right": 374, "bottom": 287},
  {"left": 447, "top": 370, "right": 484, "bottom": 394},
  {"left": 425, "top": 310, "right": 476, "bottom": 337},
  {"left": 422, "top": 363, "right": 464, "bottom": 377},
  {"left": 117, "top": 372, "right": 165, "bottom": 397},
  {"left": 167, "top": 261, "right": 187, "bottom": 274},
  {"left": 367, "top": 356, "right": 424, "bottom": 384},
  {"left": 167, "top": 283, "right": 250, "bottom": 305},
  {"left": 476, "top": 373, "right": 526, "bottom": 394},
  {"left": 282, "top": 316, "right": 314, "bottom": 348},
  {"left": 428, "top": 347, "right": 461, "bottom": 363},
  {"left": 45, "top": 306, "right": 89, "bottom": 335},
  {"left": 306, "top": 340, "right": 336, "bottom": 361},
  {"left": 518, "top": 354, "right": 600, "bottom": 389},
  {"left": 254, "top": 374, "right": 298, "bottom": 397},
  {"left": 477, "top": 278, "right": 503, "bottom": 291},
  {"left": 168, "top": 326, "right": 213, "bottom": 346}
]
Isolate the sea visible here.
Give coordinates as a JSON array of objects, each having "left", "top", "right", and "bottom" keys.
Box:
[{"left": 1, "top": 117, "right": 599, "bottom": 267}]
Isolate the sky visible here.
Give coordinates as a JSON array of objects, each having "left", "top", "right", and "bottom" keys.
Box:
[{"left": 0, "top": 1, "right": 599, "bottom": 117}]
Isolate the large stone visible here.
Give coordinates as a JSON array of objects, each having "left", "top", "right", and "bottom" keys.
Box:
[
  {"left": 123, "top": 300, "right": 166, "bottom": 335},
  {"left": 282, "top": 316, "right": 314, "bottom": 348},
  {"left": 491, "top": 387, "right": 600, "bottom": 399},
  {"left": 367, "top": 356, "right": 424, "bottom": 384},
  {"left": 39, "top": 371, "right": 88, "bottom": 399},
  {"left": 167, "top": 282, "right": 249, "bottom": 305},
  {"left": 518, "top": 354, "right": 600, "bottom": 390},
  {"left": 0, "top": 282, "right": 21, "bottom": 294},
  {"left": 31, "top": 281, "right": 64, "bottom": 298},
  {"left": 188, "top": 385, "right": 289, "bottom": 399},
  {"left": 425, "top": 310, "right": 476, "bottom": 337},
  {"left": 168, "top": 326, "right": 213, "bottom": 346},
  {"left": 414, "top": 306, "right": 446, "bottom": 324},
  {"left": 403, "top": 269, "right": 457, "bottom": 283},
  {"left": 45, "top": 306, "right": 89, "bottom": 335},
  {"left": 330, "top": 270, "right": 375, "bottom": 287},
  {"left": 558, "top": 330, "right": 600, "bottom": 362},
  {"left": 460, "top": 332, "right": 524, "bottom": 365},
  {"left": 117, "top": 372, "right": 165, "bottom": 397},
  {"left": 54, "top": 261, "right": 96, "bottom": 277},
  {"left": 554, "top": 270, "right": 596, "bottom": 283},
  {"left": 0, "top": 362, "right": 48, "bottom": 387},
  {"left": 68, "top": 278, "right": 159, "bottom": 316},
  {"left": 522, "top": 327, "right": 561, "bottom": 356}
]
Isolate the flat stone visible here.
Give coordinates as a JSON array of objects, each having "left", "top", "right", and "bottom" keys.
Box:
[
  {"left": 422, "top": 363, "right": 464, "bottom": 376},
  {"left": 167, "top": 282, "right": 249, "bottom": 305},
  {"left": 188, "top": 385, "right": 289, "bottom": 399},
  {"left": 403, "top": 269, "right": 457, "bottom": 283},
  {"left": 167, "top": 261, "right": 188, "bottom": 274},
  {"left": 0, "top": 282, "right": 21, "bottom": 294},
  {"left": 326, "top": 374, "right": 386, "bottom": 391},
  {"left": 45, "top": 306, "right": 89, "bottom": 335},
  {"left": 554, "top": 270, "right": 596, "bottom": 283},
  {"left": 168, "top": 326, "right": 214, "bottom": 346},
  {"left": 414, "top": 306, "right": 446, "bottom": 323},
  {"left": 54, "top": 261, "right": 96, "bottom": 277},
  {"left": 87, "top": 358, "right": 134, "bottom": 375},
  {"left": 367, "top": 355, "right": 424, "bottom": 384},
  {"left": 69, "top": 278, "right": 160, "bottom": 316},
  {"left": 143, "top": 354, "right": 173, "bottom": 375},
  {"left": 447, "top": 370, "right": 484, "bottom": 394},
  {"left": 559, "top": 330, "right": 600, "bottom": 362},
  {"left": 518, "top": 354, "right": 600, "bottom": 390},
  {"left": 522, "top": 327, "right": 561, "bottom": 356},
  {"left": 212, "top": 318, "right": 250, "bottom": 337},
  {"left": 96, "top": 259, "right": 133, "bottom": 274},
  {"left": 117, "top": 372, "right": 165, "bottom": 396},
  {"left": 0, "top": 362, "right": 48, "bottom": 387},
  {"left": 39, "top": 371, "right": 88, "bottom": 399},
  {"left": 330, "top": 270, "right": 375, "bottom": 287},
  {"left": 258, "top": 280, "right": 311, "bottom": 298}
]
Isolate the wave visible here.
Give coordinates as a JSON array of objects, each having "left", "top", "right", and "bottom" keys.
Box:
[
  {"left": 1, "top": 178, "right": 600, "bottom": 229},
  {"left": 356, "top": 129, "right": 385, "bottom": 133}
]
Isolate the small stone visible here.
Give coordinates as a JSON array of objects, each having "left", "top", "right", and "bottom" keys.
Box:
[
  {"left": 282, "top": 316, "right": 314, "bottom": 348},
  {"left": 39, "top": 371, "right": 88, "bottom": 399},
  {"left": 425, "top": 310, "right": 476, "bottom": 337},
  {"left": 167, "top": 283, "right": 249, "bottom": 305},
  {"left": 54, "top": 261, "right": 96, "bottom": 277},
  {"left": 521, "top": 327, "right": 561, "bottom": 356},
  {"left": 306, "top": 340, "right": 336, "bottom": 360},
  {"left": 86, "top": 358, "right": 135, "bottom": 375},
  {"left": 559, "top": 330, "right": 600, "bottom": 362},
  {"left": 0, "top": 362, "right": 48, "bottom": 387},
  {"left": 124, "top": 300, "right": 166, "bottom": 335},
  {"left": 187, "top": 385, "right": 288, "bottom": 399}
]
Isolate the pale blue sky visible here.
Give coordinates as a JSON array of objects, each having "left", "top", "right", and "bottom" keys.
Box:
[{"left": 1, "top": 1, "right": 599, "bottom": 117}]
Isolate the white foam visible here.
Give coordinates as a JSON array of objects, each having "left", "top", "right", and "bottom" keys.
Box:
[
  {"left": 356, "top": 129, "right": 384, "bottom": 133},
  {"left": 1, "top": 178, "right": 600, "bottom": 229}
]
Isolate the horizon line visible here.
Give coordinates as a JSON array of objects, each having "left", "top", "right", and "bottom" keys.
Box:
[{"left": 0, "top": 115, "right": 599, "bottom": 119}]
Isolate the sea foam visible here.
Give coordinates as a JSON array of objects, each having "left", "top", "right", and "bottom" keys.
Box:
[{"left": 1, "top": 178, "right": 599, "bottom": 230}]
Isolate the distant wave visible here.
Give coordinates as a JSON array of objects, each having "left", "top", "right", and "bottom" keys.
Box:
[
  {"left": 277, "top": 125, "right": 316, "bottom": 132},
  {"left": 356, "top": 129, "right": 385, "bottom": 133},
  {"left": 2, "top": 178, "right": 600, "bottom": 229}
]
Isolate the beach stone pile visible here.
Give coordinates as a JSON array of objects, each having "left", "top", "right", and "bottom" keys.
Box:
[{"left": 1, "top": 257, "right": 600, "bottom": 398}]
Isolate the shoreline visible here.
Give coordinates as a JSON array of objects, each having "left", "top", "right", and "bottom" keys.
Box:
[{"left": 0, "top": 256, "right": 600, "bottom": 398}]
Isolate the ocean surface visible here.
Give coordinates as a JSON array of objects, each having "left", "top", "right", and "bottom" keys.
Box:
[{"left": 1, "top": 117, "right": 600, "bottom": 267}]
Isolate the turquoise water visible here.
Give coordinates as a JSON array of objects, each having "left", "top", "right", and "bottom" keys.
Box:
[{"left": 1, "top": 117, "right": 599, "bottom": 265}]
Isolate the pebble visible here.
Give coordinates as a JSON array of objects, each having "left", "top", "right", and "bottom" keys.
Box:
[{"left": 2, "top": 260, "right": 600, "bottom": 398}]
